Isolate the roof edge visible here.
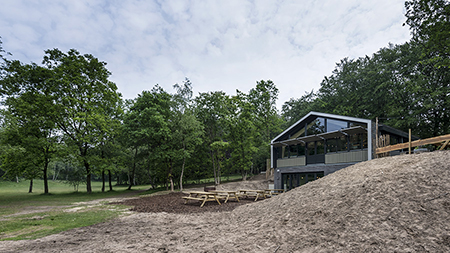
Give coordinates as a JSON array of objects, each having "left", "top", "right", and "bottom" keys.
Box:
[{"left": 271, "top": 111, "right": 371, "bottom": 143}]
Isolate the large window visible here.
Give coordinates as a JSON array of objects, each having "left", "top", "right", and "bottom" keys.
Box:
[
  {"left": 362, "top": 133, "right": 368, "bottom": 149},
  {"left": 307, "top": 142, "right": 315, "bottom": 155},
  {"left": 337, "top": 135, "right": 348, "bottom": 152},
  {"left": 291, "top": 125, "right": 305, "bottom": 138},
  {"left": 350, "top": 134, "right": 362, "bottom": 150},
  {"left": 298, "top": 143, "right": 306, "bottom": 156},
  {"left": 307, "top": 118, "right": 325, "bottom": 135},
  {"left": 282, "top": 146, "right": 289, "bottom": 158},
  {"left": 289, "top": 145, "right": 298, "bottom": 157},
  {"left": 282, "top": 172, "right": 325, "bottom": 191},
  {"left": 327, "top": 138, "right": 337, "bottom": 153},
  {"left": 317, "top": 140, "right": 325, "bottom": 154},
  {"left": 327, "top": 119, "right": 348, "bottom": 132}
]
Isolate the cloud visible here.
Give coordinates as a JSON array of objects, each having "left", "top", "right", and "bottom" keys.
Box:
[{"left": 0, "top": 0, "right": 411, "bottom": 110}]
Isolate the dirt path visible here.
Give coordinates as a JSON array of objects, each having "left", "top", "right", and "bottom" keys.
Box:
[{"left": 1, "top": 151, "right": 449, "bottom": 252}]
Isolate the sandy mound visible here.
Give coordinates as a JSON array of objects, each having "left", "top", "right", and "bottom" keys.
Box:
[{"left": 1, "top": 151, "right": 449, "bottom": 252}]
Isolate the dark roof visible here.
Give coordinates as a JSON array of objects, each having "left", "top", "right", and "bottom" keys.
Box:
[{"left": 379, "top": 124, "right": 420, "bottom": 140}]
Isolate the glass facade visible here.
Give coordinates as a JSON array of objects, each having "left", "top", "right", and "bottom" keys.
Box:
[
  {"left": 337, "top": 135, "right": 348, "bottom": 152},
  {"left": 307, "top": 142, "right": 315, "bottom": 155},
  {"left": 282, "top": 172, "right": 325, "bottom": 191},
  {"left": 350, "top": 134, "right": 362, "bottom": 150},
  {"left": 298, "top": 143, "right": 306, "bottom": 156},
  {"left": 277, "top": 116, "right": 369, "bottom": 160},
  {"left": 327, "top": 138, "right": 337, "bottom": 153},
  {"left": 289, "top": 145, "right": 298, "bottom": 157},
  {"left": 307, "top": 118, "right": 325, "bottom": 135},
  {"left": 316, "top": 140, "right": 325, "bottom": 154},
  {"left": 327, "top": 119, "right": 348, "bottom": 132}
]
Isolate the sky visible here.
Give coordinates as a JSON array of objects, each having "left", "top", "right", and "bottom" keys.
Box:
[{"left": 0, "top": 0, "right": 412, "bottom": 110}]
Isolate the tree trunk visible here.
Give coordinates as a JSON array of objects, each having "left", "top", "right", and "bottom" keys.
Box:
[
  {"left": 28, "top": 179, "right": 33, "bottom": 193},
  {"left": 80, "top": 145, "right": 92, "bottom": 194},
  {"left": 148, "top": 166, "right": 155, "bottom": 189},
  {"left": 85, "top": 160, "right": 92, "bottom": 193},
  {"left": 180, "top": 156, "right": 186, "bottom": 191},
  {"left": 108, "top": 170, "right": 113, "bottom": 191},
  {"left": 210, "top": 150, "right": 218, "bottom": 185},
  {"left": 128, "top": 147, "right": 138, "bottom": 190},
  {"left": 169, "top": 159, "right": 174, "bottom": 192},
  {"left": 101, "top": 169, "right": 105, "bottom": 192},
  {"left": 43, "top": 154, "right": 49, "bottom": 194}
]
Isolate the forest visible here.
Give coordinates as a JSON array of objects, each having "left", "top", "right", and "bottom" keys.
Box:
[{"left": 0, "top": 0, "right": 449, "bottom": 194}]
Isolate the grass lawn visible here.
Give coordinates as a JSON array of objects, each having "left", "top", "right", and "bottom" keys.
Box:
[
  {"left": 0, "top": 179, "right": 158, "bottom": 241},
  {"left": 0, "top": 174, "right": 245, "bottom": 241}
]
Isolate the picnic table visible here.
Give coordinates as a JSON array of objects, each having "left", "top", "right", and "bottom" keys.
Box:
[
  {"left": 238, "top": 189, "right": 267, "bottom": 201},
  {"left": 210, "top": 190, "right": 240, "bottom": 203},
  {"left": 264, "top": 189, "right": 285, "bottom": 197},
  {"left": 182, "top": 191, "right": 221, "bottom": 207}
]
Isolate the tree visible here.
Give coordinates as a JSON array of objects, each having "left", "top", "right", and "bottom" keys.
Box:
[
  {"left": 42, "top": 49, "right": 122, "bottom": 193},
  {"left": 281, "top": 90, "right": 321, "bottom": 128},
  {"left": 226, "top": 91, "right": 258, "bottom": 180},
  {"left": 210, "top": 140, "right": 228, "bottom": 185},
  {"left": 194, "top": 91, "right": 229, "bottom": 185},
  {"left": 172, "top": 79, "right": 203, "bottom": 191},
  {"left": 0, "top": 59, "right": 60, "bottom": 194},
  {"left": 248, "top": 80, "right": 282, "bottom": 143},
  {"left": 248, "top": 80, "right": 283, "bottom": 172},
  {"left": 405, "top": 0, "right": 450, "bottom": 68},
  {"left": 122, "top": 86, "right": 172, "bottom": 190}
]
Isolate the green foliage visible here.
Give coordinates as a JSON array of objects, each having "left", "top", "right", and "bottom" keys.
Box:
[
  {"left": 226, "top": 91, "right": 259, "bottom": 180},
  {"left": 405, "top": 0, "right": 450, "bottom": 68},
  {"left": 281, "top": 40, "right": 450, "bottom": 138}
]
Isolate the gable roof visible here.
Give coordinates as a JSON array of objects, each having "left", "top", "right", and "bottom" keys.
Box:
[{"left": 271, "top": 111, "right": 371, "bottom": 144}]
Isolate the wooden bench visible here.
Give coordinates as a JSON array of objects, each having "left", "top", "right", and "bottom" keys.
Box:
[
  {"left": 182, "top": 191, "right": 221, "bottom": 207},
  {"left": 210, "top": 190, "right": 240, "bottom": 203},
  {"left": 238, "top": 189, "right": 266, "bottom": 201},
  {"left": 264, "top": 189, "right": 285, "bottom": 197}
]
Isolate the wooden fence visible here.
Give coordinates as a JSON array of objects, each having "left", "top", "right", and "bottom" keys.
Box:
[{"left": 376, "top": 133, "right": 450, "bottom": 155}]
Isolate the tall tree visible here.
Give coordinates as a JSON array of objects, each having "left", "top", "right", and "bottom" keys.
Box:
[
  {"left": 42, "top": 49, "right": 122, "bottom": 193},
  {"left": 172, "top": 79, "right": 203, "bottom": 191},
  {"left": 0, "top": 60, "right": 59, "bottom": 194},
  {"left": 194, "top": 91, "right": 229, "bottom": 185},
  {"left": 248, "top": 80, "right": 283, "bottom": 172},
  {"left": 122, "top": 86, "right": 171, "bottom": 190},
  {"left": 226, "top": 91, "right": 258, "bottom": 180}
]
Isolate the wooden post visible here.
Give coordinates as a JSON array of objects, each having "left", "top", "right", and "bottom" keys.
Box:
[
  {"left": 409, "top": 129, "right": 412, "bottom": 154},
  {"left": 376, "top": 117, "right": 379, "bottom": 148},
  {"left": 376, "top": 117, "right": 379, "bottom": 158},
  {"left": 440, "top": 140, "right": 449, "bottom": 150}
]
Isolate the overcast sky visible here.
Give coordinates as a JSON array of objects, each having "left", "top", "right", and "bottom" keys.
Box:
[{"left": 0, "top": 0, "right": 411, "bottom": 110}]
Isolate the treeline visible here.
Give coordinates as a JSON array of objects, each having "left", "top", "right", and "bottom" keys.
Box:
[
  {"left": 1, "top": 0, "right": 448, "bottom": 193},
  {"left": 282, "top": 0, "right": 449, "bottom": 139},
  {"left": 0, "top": 45, "right": 282, "bottom": 193}
]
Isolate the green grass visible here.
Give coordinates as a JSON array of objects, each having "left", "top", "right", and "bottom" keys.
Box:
[
  {"left": 0, "top": 175, "right": 245, "bottom": 241},
  {"left": 0, "top": 179, "right": 159, "bottom": 241}
]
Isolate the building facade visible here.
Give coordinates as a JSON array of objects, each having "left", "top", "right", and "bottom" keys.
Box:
[{"left": 271, "top": 112, "right": 412, "bottom": 191}]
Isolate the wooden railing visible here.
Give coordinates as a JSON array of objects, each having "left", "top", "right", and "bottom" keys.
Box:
[{"left": 375, "top": 134, "right": 450, "bottom": 155}]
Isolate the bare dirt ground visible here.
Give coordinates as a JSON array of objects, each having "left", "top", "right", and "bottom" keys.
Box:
[{"left": 1, "top": 150, "right": 450, "bottom": 252}]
